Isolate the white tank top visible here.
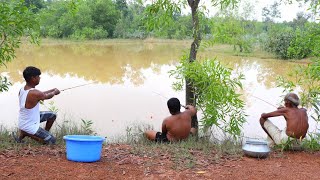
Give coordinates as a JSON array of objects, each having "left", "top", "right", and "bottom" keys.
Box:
[{"left": 18, "top": 88, "right": 40, "bottom": 135}]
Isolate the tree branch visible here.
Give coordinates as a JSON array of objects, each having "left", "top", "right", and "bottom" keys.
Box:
[{"left": 0, "top": 32, "right": 7, "bottom": 48}]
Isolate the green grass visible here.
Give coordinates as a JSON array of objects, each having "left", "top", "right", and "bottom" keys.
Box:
[
  {"left": 271, "top": 132, "right": 320, "bottom": 152},
  {"left": 0, "top": 119, "right": 243, "bottom": 170},
  {"left": 126, "top": 128, "right": 243, "bottom": 170},
  {"left": 86, "top": 122, "right": 243, "bottom": 169},
  {"left": 0, "top": 115, "right": 97, "bottom": 151}
]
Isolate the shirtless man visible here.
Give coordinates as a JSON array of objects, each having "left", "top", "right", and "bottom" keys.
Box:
[
  {"left": 260, "top": 93, "right": 309, "bottom": 145},
  {"left": 145, "top": 97, "right": 197, "bottom": 142},
  {"left": 14, "top": 66, "right": 60, "bottom": 144}
]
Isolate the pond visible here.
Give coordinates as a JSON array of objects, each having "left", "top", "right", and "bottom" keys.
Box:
[{"left": 0, "top": 40, "right": 317, "bottom": 141}]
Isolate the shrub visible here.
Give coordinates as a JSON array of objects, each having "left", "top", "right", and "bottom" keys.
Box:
[
  {"left": 70, "top": 27, "right": 108, "bottom": 40},
  {"left": 264, "top": 29, "right": 294, "bottom": 59},
  {"left": 287, "top": 28, "right": 312, "bottom": 59},
  {"left": 170, "top": 55, "right": 246, "bottom": 137}
]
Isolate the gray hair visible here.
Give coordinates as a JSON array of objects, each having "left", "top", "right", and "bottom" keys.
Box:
[{"left": 284, "top": 93, "right": 300, "bottom": 106}]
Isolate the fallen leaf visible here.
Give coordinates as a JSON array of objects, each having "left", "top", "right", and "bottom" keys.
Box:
[{"left": 196, "top": 171, "right": 206, "bottom": 174}]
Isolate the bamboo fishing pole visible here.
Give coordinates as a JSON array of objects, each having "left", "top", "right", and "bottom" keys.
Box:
[
  {"left": 250, "top": 95, "right": 277, "bottom": 108},
  {"left": 152, "top": 91, "right": 187, "bottom": 108},
  {"left": 60, "top": 82, "right": 95, "bottom": 92}
]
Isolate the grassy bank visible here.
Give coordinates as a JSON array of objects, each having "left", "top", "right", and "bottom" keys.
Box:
[
  {"left": 20, "top": 38, "right": 283, "bottom": 60},
  {"left": 2, "top": 120, "right": 320, "bottom": 170}
]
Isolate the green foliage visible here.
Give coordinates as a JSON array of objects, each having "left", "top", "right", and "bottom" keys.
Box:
[
  {"left": 53, "top": 118, "right": 97, "bottom": 144},
  {"left": 90, "top": 0, "right": 119, "bottom": 37},
  {"left": 0, "top": 125, "right": 12, "bottom": 150},
  {"left": 80, "top": 119, "right": 94, "bottom": 135},
  {"left": 263, "top": 27, "right": 294, "bottom": 59},
  {"left": 143, "top": 0, "right": 182, "bottom": 33},
  {"left": 277, "top": 58, "right": 320, "bottom": 110},
  {"left": 38, "top": 0, "right": 118, "bottom": 39},
  {"left": 275, "top": 131, "right": 320, "bottom": 152},
  {"left": 210, "top": 16, "right": 255, "bottom": 53},
  {"left": 24, "top": 0, "right": 45, "bottom": 13},
  {"left": 114, "top": 2, "right": 147, "bottom": 39},
  {"left": 307, "top": 23, "right": 320, "bottom": 57},
  {"left": 0, "top": 0, "right": 39, "bottom": 92},
  {"left": 0, "top": 75, "right": 11, "bottom": 93},
  {"left": 262, "top": 14, "right": 318, "bottom": 60},
  {"left": 81, "top": 119, "right": 95, "bottom": 135},
  {"left": 70, "top": 27, "right": 108, "bottom": 40},
  {"left": 262, "top": 2, "right": 281, "bottom": 23},
  {"left": 169, "top": 55, "right": 246, "bottom": 137},
  {"left": 301, "top": 133, "right": 320, "bottom": 151},
  {"left": 287, "top": 28, "right": 312, "bottom": 59}
]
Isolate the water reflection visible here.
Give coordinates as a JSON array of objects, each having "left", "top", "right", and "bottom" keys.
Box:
[
  {"left": 4, "top": 41, "right": 188, "bottom": 85},
  {"left": 0, "top": 40, "right": 317, "bottom": 141}
]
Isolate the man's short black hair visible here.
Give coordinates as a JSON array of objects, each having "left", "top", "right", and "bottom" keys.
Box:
[
  {"left": 23, "top": 66, "right": 41, "bottom": 83},
  {"left": 167, "top": 97, "right": 181, "bottom": 114}
]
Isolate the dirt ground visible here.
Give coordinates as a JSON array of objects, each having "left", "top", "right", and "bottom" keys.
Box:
[{"left": 1, "top": 144, "right": 320, "bottom": 180}]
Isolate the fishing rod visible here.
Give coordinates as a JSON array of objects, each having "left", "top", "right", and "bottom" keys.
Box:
[
  {"left": 60, "top": 82, "right": 95, "bottom": 92},
  {"left": 152, "top": 91, "right": 187, "bottom": 108}
]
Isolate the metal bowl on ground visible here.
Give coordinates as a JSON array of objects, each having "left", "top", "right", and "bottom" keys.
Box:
[{"left": 242, "top": 139, "right": 270, "bottom": 158}]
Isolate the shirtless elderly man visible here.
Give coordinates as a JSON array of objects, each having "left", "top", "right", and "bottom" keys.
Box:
[
  {"left": 145, "top": 97, "right": 197, "bottom": 142},
  {"left": 260, "top": 93, "right": 309, "bottom": 146}
]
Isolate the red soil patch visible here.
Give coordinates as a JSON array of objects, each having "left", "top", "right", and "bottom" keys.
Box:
[{"left": 1, "top": 144, "right": 320, "bottom": 179}]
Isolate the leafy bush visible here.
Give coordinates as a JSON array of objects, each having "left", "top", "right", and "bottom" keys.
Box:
[
  {"left": 264, "top": 28, "right": 294, "bottom": 59},
  {"left": 70, "top": 27, "right": 108, "bottom": 40},
  {"left": 170, "top": 55, "right": 246, "bottom": 137},
  {"left": 307, "top": 23, "right": 320, "bottom": 57},
  {"left": 287, "top": 28, "right": 312, "bottom": 59},
  {"left": 0, "top": 0, "right": 39, "bottom": 92}
]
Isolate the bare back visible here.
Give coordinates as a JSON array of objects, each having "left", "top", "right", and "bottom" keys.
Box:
[
  {"left": 163, "top": 106, "right": 196, "bottom": 141},
  {"left": 284, "top": 107, "right": 309, "bottom": 139}
]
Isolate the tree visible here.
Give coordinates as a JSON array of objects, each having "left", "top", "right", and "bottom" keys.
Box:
[
  {"left": 211, "top": 3, "right": 256, "bottom": 53},
  {"left": 261, "top": 2, "right": 281, "bottom": 32},
  {"left": 145, "top": 0, "right": 244, "bottom": 137},
  {"left": 24, "top": 0, "right": 45, "bottom": 13},
  {"left": 0, "top": 0, "right": 39, "bottom": 92},
  {"left": 90, "top": 0, "right": 120, "bottom": 37}
]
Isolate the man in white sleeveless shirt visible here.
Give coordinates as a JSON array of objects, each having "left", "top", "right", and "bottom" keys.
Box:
[{"left": 14, "top": 66, "right": 60, "bottom": 144}]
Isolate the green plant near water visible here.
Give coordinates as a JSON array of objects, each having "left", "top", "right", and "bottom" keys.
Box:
[
  {"left": 276, "top": 58, "right": 320, "bottom": 121},
  {"left": 40, "top": 100, "right": 59, "bottom": 113},
  {"left": 302, "top": 133, "right": 320, "bottom": 151},
  {"left": 169, "top": 55, "right": 246, "bottom": 137},
  {"left": 53, "top": 116, "right": 97, "bottom": 144},
  {"left": 0, "top": 125, "right": 14, "bottom": 150},
  {"left": 80, "top": 119, "right": 95, "bottom": 135}
]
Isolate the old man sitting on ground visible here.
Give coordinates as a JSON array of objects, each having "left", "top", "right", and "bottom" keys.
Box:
[{"left": 260, "top": 93, "right": 309, "bottom": 147}]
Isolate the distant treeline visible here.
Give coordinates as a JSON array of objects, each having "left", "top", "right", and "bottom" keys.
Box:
[{"left": 26, "top": 0, "right": 319, "bottom": 59}]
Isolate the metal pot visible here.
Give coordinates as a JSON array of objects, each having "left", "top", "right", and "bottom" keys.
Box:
[{"left": 242, "top": 139, "right": 270, "bottom": 158}]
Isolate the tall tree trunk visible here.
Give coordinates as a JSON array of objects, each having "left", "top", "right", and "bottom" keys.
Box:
[{"left": 187, "top": 0, "right": 201, "bottom": 130}]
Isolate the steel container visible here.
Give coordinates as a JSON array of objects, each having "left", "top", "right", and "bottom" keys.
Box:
[{"left": 242, "top": 139, "right": 270, "bottom": 158}]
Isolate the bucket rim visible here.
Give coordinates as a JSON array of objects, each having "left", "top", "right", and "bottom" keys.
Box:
[{"left": 63, "top": 135, "right": 105, "bottom": 142}]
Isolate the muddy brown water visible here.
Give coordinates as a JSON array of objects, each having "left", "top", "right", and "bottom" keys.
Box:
[{"left": 0, "top": 40, "right": 317, "bottom": 141}]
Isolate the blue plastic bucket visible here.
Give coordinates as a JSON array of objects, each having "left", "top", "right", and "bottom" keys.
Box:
[{"left": 63, "top": 135, "right": 105, "bottom": 162}]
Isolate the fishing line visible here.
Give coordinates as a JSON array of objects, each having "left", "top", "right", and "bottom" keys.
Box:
[
  {"left": 60, "top": 82, "right": 95, "bottom": 92},
  {"left": 250, "top": 94, "right": 277, "bottom": 108},
  {"left": 151, "top": 91, "right": 187, "bottom": 108}
]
